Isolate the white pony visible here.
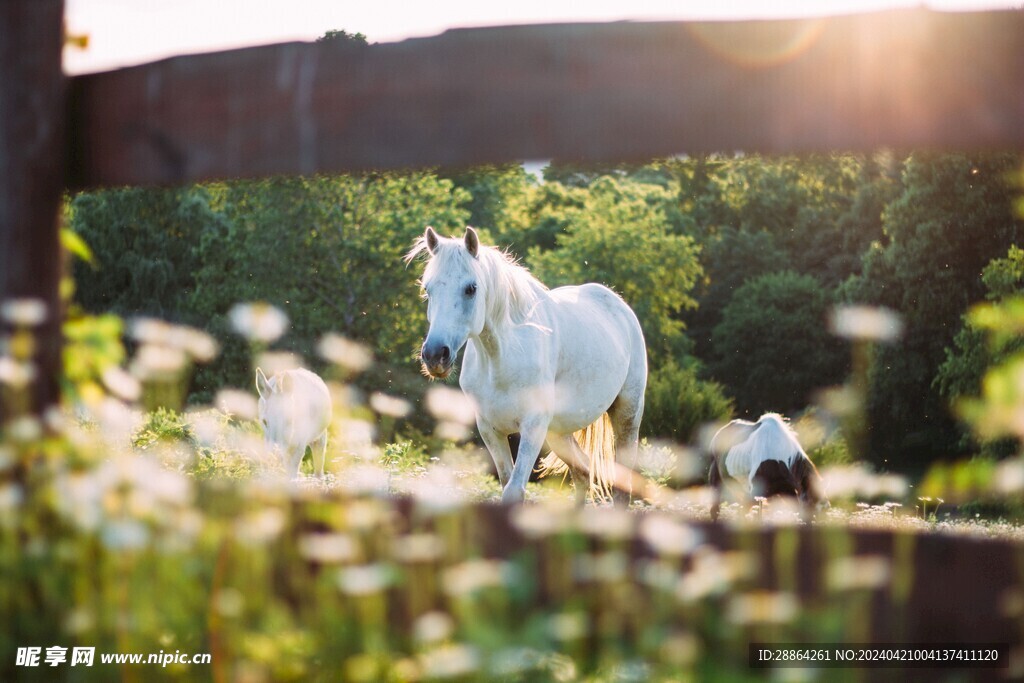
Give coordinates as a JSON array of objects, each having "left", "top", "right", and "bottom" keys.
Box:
[
  {"left": 707, "top": 412, "right": 827, "bottom": 520},
  {"left": 406, "top": 226, "right": 648, "bottom": 505},
  {"left": 256, "top": 367, "right": 332, "bottom": 478}
]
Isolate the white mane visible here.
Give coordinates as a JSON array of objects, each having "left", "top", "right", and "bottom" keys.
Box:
[{"left": 406, "top": 233, "right": 547, "bottom": 334}]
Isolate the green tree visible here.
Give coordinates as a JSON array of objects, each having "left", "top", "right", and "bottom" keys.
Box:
[
  {"left": 843, "top": 152, "right": 1023, "bottom": 466},
  {"left": 190, "top": 173, "right": 470, "bottom": 402},
  {"left": 317, "top": 29, "right": 368, "bottom": 45},
  {"left": 642, "top": 358, "right": 733, "bottom": 442},
  {"left": 69, "top": 186, "right": 226, "bottom": 321},
  {"left": 528, "top": 176, "right": 703, "bottom": 362},
  {"left": 709, "top": 270, "right": 846, "bottom": 416},
  {"left": 937, "top": 246, "right": 1024, "bottom": 418}
]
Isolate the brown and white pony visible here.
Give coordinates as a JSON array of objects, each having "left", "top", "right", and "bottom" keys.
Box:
[{"left": 707, "top": 413, "right": 827, "bottom": 521}]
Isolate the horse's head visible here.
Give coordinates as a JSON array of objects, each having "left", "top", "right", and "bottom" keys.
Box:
[
  {"left": 255, "top": 367, "right": 293, "bottom": 448},
  {"left": 791, "top": 455, "right": 829, "bottom": 510},
  {"left": 751, "top": 459, "right": 800, "bottom": 500},
  {"left": 410, "top": 226, "right": 485, "bottom": 379}
]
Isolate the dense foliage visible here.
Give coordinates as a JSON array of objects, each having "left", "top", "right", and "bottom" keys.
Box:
[{"left": 69, "top": 152, "right": 1024, "bottom": 468}]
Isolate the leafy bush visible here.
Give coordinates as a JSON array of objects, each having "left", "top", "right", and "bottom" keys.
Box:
[
  {"left": 710, "top": 270, "right": 847, "bottom": 415},
  {"left": 641, "top": 358, "right": 733, "bottom": 442}
]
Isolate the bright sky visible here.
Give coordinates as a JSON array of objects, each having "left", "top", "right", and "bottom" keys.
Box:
[{"left": 64, "top": 0, "right": 1013, "bottom": 75}]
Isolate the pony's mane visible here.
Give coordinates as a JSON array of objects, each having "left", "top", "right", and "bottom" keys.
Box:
[{"left": 406, "top": 232, "right": 548, "bottom": 332}]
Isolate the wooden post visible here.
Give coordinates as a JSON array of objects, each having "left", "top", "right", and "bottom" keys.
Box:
[{"left": 0, "top": 1, "right": 66, "bottom": 418}]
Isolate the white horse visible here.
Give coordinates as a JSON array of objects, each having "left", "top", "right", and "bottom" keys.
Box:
[
  {"left": 406, "top": 226, "right": 648, "bottom": 505},
  {"left": 707, "top": 412, "right": 827, "bottom": 520},
  {"left": 256, "top": 367, "right": 332, "bottom": 478}
]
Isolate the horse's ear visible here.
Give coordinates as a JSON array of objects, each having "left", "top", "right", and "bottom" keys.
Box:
[
  {"left": 279, "top": 372, "right": 293, "bottom": 394},
  {"left": 464, "top": 226, "right": 479, "bottom": 258},
  {"left": 424, "top": 226, "right": 439, "bottom": 254},
  {"left": 255, "top": 368, "right": 270, "bottom": 397}
]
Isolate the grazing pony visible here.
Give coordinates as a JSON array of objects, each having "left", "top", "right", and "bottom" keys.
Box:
[
  {"left": 256, "top": 367, "right": 332, "bottom": 478},
  {"left": 406, "top": 226, "right": 648, "bottom": 505},
  {"left": 707, "top": 413, "right": 827, "bottom": 520}
]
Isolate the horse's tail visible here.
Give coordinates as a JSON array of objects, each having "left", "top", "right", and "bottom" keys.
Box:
[{"left": 536, "top": 413, "right": 616, "bottom": 502}]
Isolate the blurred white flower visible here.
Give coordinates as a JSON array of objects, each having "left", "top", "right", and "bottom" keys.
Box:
[
  {"left": 7, "top": 416, "right": 42, "bottom": 442},
  {"left": 93, "top": 398, "right": 145, "bottom": 449},
  {"left": 994, "top": 459, "right": 1024, "bottom": 496},
  {"left": 130, "top": 344, "right": 189, "bottom": 380},
  {"left": 418, "top": 644, "right": 479, "bottom": 679},
  {"left": 726, "top": 590, "right": 799, "bottom": 624},
  {"left": 101, "top": 519, "right": 149, "bottom": 550},
  {"left": 511, "top": 502, "right": 574, "bottom": 538},
  {"left": 319, "top": 333, "right": 373, "bottom": 372},
  {"left": 547, "top": 612, "right": 588, "bottom": 641},
  {"left": 369, "top": 392, "right": 412, "bottom": 418},
  {"left": 659, "top": 632, "right": 699, "bottom": 667},
  {"left": 443, "top": 559, "right": 509, "bottom": 596},
  {"left": 185, "top": 410, "right": 226, "bottom": 447},
  {"left": 0, "top": 484, "right": 23, "bottom": 514},
  {"left": 413, "top": 611, "right": 455, "bottom": 644},
  {"left": 214, "top": 389, "right": 259, "bottom": 421},
  {"left": 253, "top": 353, "right": 304, "bottom": 383},
  {"left": 337, "top": 418, "right": 376, "bottom": 455},
  {"left": 828, "top": 555, "right": 891, "bottom": 591},
  {"left": 170, "top": 325, "right": 219, "bottom": 362},
  {"left": 577, "top": 506, "right": 634, "bottom": 541},
  {"left": 214, "top": 588, "right": 245, "bottom": 617},
  {"left": 101, "top": 366, "right": 141, "bottom": 402},
  {"left": 0, "top": 357, "right": 36, "bottom": 388},
  {"left": 337, "top": 563, "right": 393, "bottom": 595},
  {"left": 830, "top": 305, "right": 903, "bottom": 342},
  {"left": 435, "top": 421, "right": 472, "bottom": 442},
  {"left": 574, "top": 551, "right": 628, "bottom": 583},
  {"left": 338, "top": 465, "right": 390, "bottom": 497},
  {"left": 392, "top": 533, "right": 445, "bottom": 563},
  {"left": 425, "top": 386, "right": 477, "bottom": 425},
  {"left": 407, "top": 465, "right": 467, "bottom": 514},
  {"left": 298, "top": 533, "right": 358, "bottom": 563},
  {"left": 1, "top": 298, "right": 46, "bottom": 326},
  {"left": 234, "top": 508, "right": 286, "bottom": 546},
  {"left": 229, "top": 302, "right": 289, "bottom": 343},
  {"left": 639, "top": 515, "right": 703, "bottom": 556}
]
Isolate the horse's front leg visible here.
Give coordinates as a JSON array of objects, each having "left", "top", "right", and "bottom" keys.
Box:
[
  {"left": 501, "top": 415, "right": 550, "bottom": 504},
  {"left": 477, "top": 420, "right": 514, "bottom": 489}
]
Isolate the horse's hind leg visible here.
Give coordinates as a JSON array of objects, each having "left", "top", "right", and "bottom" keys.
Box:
[
  {"left": 312, "top": 432, "right": 328, "bottom": 477},
  {"left": 546, "top": 433, "right": 592, "bottom": 507},
  {"left": 608, "top": 385, "right": 644, "bottom": 507}
]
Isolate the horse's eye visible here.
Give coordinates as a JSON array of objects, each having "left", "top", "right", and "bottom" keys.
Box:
[{"left": 465, "top": 284, "right": 477, "bottom": 297}]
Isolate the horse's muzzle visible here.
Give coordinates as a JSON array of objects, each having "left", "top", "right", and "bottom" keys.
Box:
[{"left": 421, "top": 342, "right": 454, "bottom": 379}]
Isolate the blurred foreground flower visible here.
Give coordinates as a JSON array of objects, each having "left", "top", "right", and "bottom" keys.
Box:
[
  {"left": 370, "top": 392, "right": 412, "bottom": 418},
  {"left": 830, "top": 305, "right": 903, "bottom": 342},
  {"left": 229, "top": 302, "right": 289, "bottom": 343},
  {"left": 1, "top": 298, "right": 47, "bottom": 326},
  {"left": 726, "top": 590, "right": 799, "bottom": 625},
  {"left": 319, "top": 333, "right": 373, "bottom": 373},
  {"left": 131, "top": 318, "right": 219, "bottom": 362},
  {"left": 425, "top": 386, "right": 477, "bottom": 426}
]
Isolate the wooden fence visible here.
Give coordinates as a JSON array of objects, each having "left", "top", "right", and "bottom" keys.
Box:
[{"left": 2, "top": 3, "right": 1024, "bottom": 411}]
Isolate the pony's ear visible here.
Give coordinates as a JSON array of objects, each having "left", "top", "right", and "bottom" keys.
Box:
[
  {"left": 425, "top": 226, "right": 439, "bottom": 254},
  {"left": 255, "top": 368, "right": 271, "bottom": 397},
  {"left": 279, "top": 372, "right": 293, "bottom": 394},
  {"left": 464, "top": 226, "right": 479, "bottom": 258}
]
